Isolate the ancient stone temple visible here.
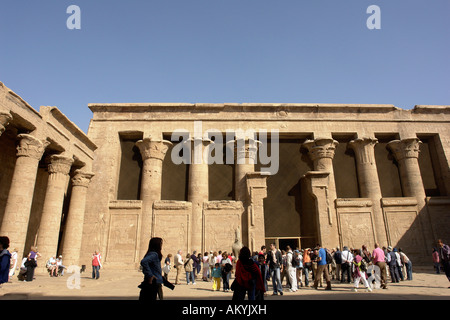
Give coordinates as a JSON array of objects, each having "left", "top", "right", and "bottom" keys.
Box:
[
  {"left": 0, "top": 82, "right": 96, "bottom": 270},
  {"left": 83, "top": 102, "right": 450, "bottom": 268},
  {"left": 1, "top": 81, "right": 449, "bottom": 270}
]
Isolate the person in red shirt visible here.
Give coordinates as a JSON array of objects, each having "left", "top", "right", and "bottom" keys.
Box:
[
  {"left": 232, "top": 246, "right": 265, "bottom": 300},
  {"left": 92, "top": 251, "right": 102, "bottom": 279}
]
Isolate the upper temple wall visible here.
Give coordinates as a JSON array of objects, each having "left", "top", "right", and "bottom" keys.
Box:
[
  {"left": 87, "top": 102, "right": 450, "bottom": 166},
  {"left": 0, "top": 82, "right": 97, "bottom": 169}
]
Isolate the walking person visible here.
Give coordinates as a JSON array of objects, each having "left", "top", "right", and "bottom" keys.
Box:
[
  {"left": 372, "top": 243, "right": 388, "bottom": 289},
  {"left": 312, "top": 244, "right": 332, "bottom": 290},
  {"left": 174, "top": 249, "right": 183, "bottom": 285},
  {"left": 286, "top": 246, "right": 298, "bottom": 292},
  {"left": 0, "top": 236, "right": 11, "bottom": 286},
  {"left": 351, "top": 250, "right": 372, "bottom": 292},
  {"left": 138, "top": 237, "right": 164, "bottom": 301},
  {"left": 92, "top": 251, "right": 102, "bottom": 279},
  {"left": 266, "top": 242, "right": 283, "bottom": 295},
  {"left": 437, "top": 239, "right": 450, "bottom": 287},
  {"left": 184, "top": 253, "right": 196, "bottom": 285}
]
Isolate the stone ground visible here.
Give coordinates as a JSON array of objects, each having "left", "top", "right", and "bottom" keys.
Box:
[{"left": 0, "top": 266, "right": 449, "bottom": 300}]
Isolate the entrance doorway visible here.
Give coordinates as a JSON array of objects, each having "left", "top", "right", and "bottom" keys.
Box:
[{"left": 265, "top": 237, "right": 301, "bottom": 251}]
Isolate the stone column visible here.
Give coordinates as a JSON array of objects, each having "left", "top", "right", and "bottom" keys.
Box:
[
  {"left": 386, "top": 137, "right": 433, "bottom": 251},
  {"left": 185, "top": 137, "right": 213, "bottom": 254},
  {"left": 348, "top": 137, "right": 388, "bottom": 245},
  {"left": 136, "top": 137, "right": 172, "bottom": 259},
  {"left": 301, "top": 171, "right": 332, "bottom": 247},
  {"left": 246, "top": 172, "right": 268, "bottom": 253},
  {"left": 61, "top": 170, "right": 95, "bottom": 267},
  {"left": 303, "top": 138, "right": 339, "bottom": 208},
  {"left": 0, "top": 111, "right": 12, "bottom": 136},
  {"left": 226, "top": 138, "right": 261, "bottom": 246},
  {"left": 36, "top": 155, "right": 74, "bottom": 266},
  {"left": 228, "top": 138, "right": 261, "bottom": 203},
  {"left": 302, "top": 138, "right": 339, "bottom": 248},
  {"left": 0, "top": 134, "right": 49, "bottom": 259},
  {"left": 386, "top": 138, "right": 426, "bottom": 200}
]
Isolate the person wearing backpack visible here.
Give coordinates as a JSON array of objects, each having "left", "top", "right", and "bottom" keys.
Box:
[
  {"left": 313, "top": 244, "right": 331, "bottom": 290},
  {"left": 351, "top": 250, "right": 372, "bottom": 292},
  {"left": 286, "top": 246, "right": 298, "bottom": 292}
]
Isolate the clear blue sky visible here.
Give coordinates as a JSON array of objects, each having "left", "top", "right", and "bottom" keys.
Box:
[{"left": 1, "top": 0, "right": 449, "bottom": 133}]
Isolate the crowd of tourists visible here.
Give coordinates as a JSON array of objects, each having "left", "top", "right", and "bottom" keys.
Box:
[{"left": 143, "top": 238, "right": 450, "bottom": 300}]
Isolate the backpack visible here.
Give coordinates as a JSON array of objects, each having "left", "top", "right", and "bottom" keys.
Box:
[
  {"left": 326, "top": 251, "right": 333, "bottom": 264},
  {"left": 224, "top": 262, "right": 232, "bottom": 273},
  {"left": 360, "top": 259, "right": 368, "bottom": 272},
  {"left": 290, "top": 252, "right": 299, "bottom": 267}
]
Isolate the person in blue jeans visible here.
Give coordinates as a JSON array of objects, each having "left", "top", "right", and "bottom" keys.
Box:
[
  {"left": 92, "top": 251, "right": 102, "bottom": 279},
  {"left": 266, "top": 243, "right": 283, "bottom": 295}
]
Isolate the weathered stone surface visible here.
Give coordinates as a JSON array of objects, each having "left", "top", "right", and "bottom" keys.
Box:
[{"left": 1, "top": 82, "right": 449, "bottom": 268}]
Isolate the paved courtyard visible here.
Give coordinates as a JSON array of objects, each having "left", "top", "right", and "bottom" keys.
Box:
[{"left": 1, "top": 266, "right": 449, "bottom": 300}]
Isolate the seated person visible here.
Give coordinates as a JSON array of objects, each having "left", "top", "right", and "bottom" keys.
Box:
[{"left": 47, "top": 256, "right": 57, "bottom": 277}]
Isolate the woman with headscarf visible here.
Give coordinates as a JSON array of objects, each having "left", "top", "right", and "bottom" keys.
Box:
[{"left": 232, "top": 246, "right": 265, "bottom": 300}]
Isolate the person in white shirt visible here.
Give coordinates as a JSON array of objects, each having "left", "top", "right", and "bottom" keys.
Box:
[
  {"left": 56, "top": 255, "right": 65, "bottom": 276},
  {"left": 174, "top": 250, "right": 183, "bottom": 285},
  {"left": 9, "top": 248, "right": 18, "bottom": 281},
  {"left": 47, "top": 256, "right": 57, "bottom": 277},
  {"left": 341, "top": 247, "right": 353, "bottom": 283},
  {"left": 286, "top": 246, "right": 298, "bottom": 292}
]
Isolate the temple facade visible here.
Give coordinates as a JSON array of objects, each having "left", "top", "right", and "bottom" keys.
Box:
[{"left": 1, "top": 82, "right": 449, "bottom": 270}]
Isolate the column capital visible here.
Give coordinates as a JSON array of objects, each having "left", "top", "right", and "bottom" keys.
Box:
[
  {"left": 47, "top": 155, "right": 74, "bottom": 175},
  {"left": 16, "top": 134, "right": 50, "bottom": 160},
  {"left": 183, "top": 137, "right": 213, "bottom": 165},
  {"left": 386, "top": 138, "right": 422, "bottom": 161},
  {"left": 136, "top": 138, "right": 172, "bottom": 161},
  {"left": 226, "top": 138, "right": 262, "bottom": 164},
  {"left": 71, "top": 169, "right": 95, "bottom": 188},
  {"left": 348, "top": 137, "right": 378, "bottom": 164},
  {"left": 0, "top": 111, "right": 12, "bottom": 135},
  {"left": 303, "top": 138, "right": 338, "bottom": 161}
]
